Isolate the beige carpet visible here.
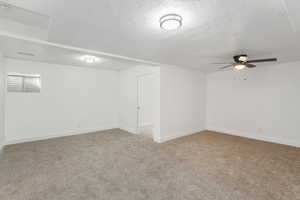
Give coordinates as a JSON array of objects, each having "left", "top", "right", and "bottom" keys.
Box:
[{"left": 0, "top": 129, "right": 299, "bottom": 200}]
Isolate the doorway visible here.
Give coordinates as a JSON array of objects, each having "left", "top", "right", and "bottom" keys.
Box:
[{"left": 137, "top": 74, "right": 155, "bottom": 139}]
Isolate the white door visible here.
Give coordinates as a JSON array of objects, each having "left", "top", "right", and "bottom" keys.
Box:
[{"left": 137, "top": 75, "right": 155, "bottom": 128}]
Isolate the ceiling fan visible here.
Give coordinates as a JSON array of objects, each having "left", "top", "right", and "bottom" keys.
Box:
[{"left": 215, "top": 55, "right": 278, "bottom": 70}]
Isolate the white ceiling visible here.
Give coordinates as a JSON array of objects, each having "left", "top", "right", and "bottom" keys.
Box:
[
  {"left": 0, "top": 35, "right": 141, "bottom": 70},
  {"left": 2, "top": 0, "right": 300, "bottom": 72}
]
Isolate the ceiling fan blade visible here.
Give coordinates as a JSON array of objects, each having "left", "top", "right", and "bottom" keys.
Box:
[
  {"left": 211, "top": 62, "right": 231, "bottom": 64},
  {"left": 246, "top": 63, "right": 256, "bottom": 68},
  {"left": 219, "top": 64, "right": 233, "bottom": 69},
  {"left": 247, "top": 58, "right": 277, "bottom": 63}
]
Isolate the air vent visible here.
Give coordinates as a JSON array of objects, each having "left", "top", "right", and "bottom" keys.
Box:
[
  {"left": 0, "top": 2, "right": 11, "bottom": 9},
  {"left": 18, "top": 52, "right": 35, "bottom": 56}
]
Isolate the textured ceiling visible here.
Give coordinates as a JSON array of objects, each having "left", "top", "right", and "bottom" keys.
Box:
[{"left": 2, "top": 0, "right": 300, "bottom": 72}]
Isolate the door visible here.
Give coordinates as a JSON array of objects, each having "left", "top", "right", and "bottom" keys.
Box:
[{"left": 137, "top": 74, "right": 155, "bottom": 128}]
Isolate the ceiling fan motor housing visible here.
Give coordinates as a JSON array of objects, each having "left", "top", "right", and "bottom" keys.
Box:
[{"left": 234, "top": 55, "right": 248, "bottom": 63}]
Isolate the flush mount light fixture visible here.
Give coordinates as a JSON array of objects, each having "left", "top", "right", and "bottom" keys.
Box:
[
  {"left": 234, "top": 63, "right": 246, "bottom": 70},
  {"left": 159, "top": 14, "right": 182, "bottom": 30},
  {"left": 80, "top": 55, "right": 100, "bottom": 64}
]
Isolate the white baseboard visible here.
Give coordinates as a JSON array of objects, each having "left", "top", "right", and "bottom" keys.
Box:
[
  {"left": 157, "top": 128, "right": 205, "bottom": 143},
  {"left": 138, "top": 123, "right": 153, "bottom": 128},
  {"left": 119, "top": 125, "right": 138, "bottom": 134},
  {"left": 207, "top": 127, "right": 300, "bottom": 148},
  {"left": 5, "top": 125, "right": 118, "bottom": 145}
]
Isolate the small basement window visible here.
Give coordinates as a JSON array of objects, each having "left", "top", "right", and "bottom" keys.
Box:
[{"left": 7, "top": 73, "right": 41, "bottom": 93}]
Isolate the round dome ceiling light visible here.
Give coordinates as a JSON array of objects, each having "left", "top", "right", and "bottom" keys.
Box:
[{"left": 159, "top": 14, "right": 182, "bottom": 30}]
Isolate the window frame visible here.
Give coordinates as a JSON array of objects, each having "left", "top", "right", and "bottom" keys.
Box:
[{"left": 7, "top": 73, "right": 41, "bottom": 93}]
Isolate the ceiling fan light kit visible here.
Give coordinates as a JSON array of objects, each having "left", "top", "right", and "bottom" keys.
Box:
[{"left": 234, "top": 63, "right": 246, "bottom": 70}]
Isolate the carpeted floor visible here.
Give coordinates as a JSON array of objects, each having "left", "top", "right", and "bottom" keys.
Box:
[{"left": 0, "top": 129, "right": 299, "bottom": 200}]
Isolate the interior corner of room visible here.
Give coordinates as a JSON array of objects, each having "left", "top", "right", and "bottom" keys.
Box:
[{"left": 0, "top": 52, "right": 5, "bottom": 151}]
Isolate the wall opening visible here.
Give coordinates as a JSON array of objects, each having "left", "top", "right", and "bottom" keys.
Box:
[{"left": 137, "top": 74, "right": 156, "bottom": 139}]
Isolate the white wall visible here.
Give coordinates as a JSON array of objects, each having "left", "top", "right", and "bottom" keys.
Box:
[
  {"left": 206, "top": 62, "right": 300, "bottom": 147},
  {"left": 118, "top": 66, "right": 160, "bottom": 138},
  {"left": 5, "top": 59, "right": 119, "bottom": 144},
  {"left": 159, "top": 66, "right": 206, "bottom": 142},
  {"left": 0, "top": 53, "right": 5, "bottom": 150}
]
